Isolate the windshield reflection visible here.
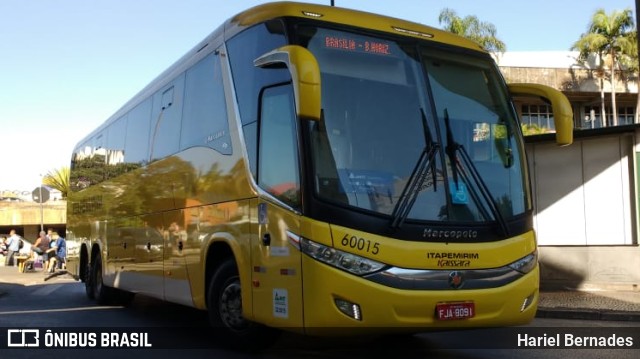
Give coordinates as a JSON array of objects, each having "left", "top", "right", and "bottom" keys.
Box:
[{"left": 302, "top": 26, "right": 529, "bottom": 224}]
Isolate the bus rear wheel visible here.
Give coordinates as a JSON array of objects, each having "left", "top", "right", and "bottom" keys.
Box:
[
  {"left": 84, "top": 260, "right": 95, "bottom": 300},
  {"left": 207, "top": 258, "right": 278, "bottom": 349},
  {"left": 90, "top": 255, "right": 110, "bottom": 304},
  {"left": 87, "top": 255, "right": 134, "bottom": 305}
]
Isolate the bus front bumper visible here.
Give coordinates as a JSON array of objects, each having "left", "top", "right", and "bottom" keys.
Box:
[{"left": 301, "top": 255, "right": 539, "bottom": 334}]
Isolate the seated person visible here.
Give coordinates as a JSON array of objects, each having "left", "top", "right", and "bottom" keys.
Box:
[
  {"left": 32, "top": 230, "right": 50, "bottom": 264},
  {"left": 46, "top": 232, "right": 66, "bottom": 273}
]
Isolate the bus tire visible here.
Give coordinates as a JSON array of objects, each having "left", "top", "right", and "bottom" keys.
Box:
[
  {"left": 84, "top": 260, "right": 95, "bottom": 300},
  {"left": 90, "top": 255, "right": 113, "bottom": 305},
  {"left": 207, "top": 258, "right": 278, "bottom": 350}
]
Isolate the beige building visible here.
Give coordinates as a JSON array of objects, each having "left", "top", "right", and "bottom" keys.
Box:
[
  {"left": 499, "top": 51, "right": 638, "bottom": 129},
  {"left": 500, "top": 52, "right": 640, "bottom": 290},
  {"left": 0, "top": 200, "right": 66, "bottom": 242}
]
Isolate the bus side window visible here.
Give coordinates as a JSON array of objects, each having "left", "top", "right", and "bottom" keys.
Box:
[
  {"left": 181, "top": 50, "right": 231, "bottom": 154},
  {"left": 149, "top": 74, "right": 185, "bottom": 162},
  {"left": 125, "top": 98, "right": 152, "bottom": 166},
  {"left": 226, "top": 20, "right": 288, "bottom": 180},
  {"left": 258, "top": 84, "right": 300, "bottom": 208},
  {"left": 106, "top": 115, "right": 128, "bottom": 177},
  {"left": 70, "top": 140, "right": 95, "bottom": 191}
]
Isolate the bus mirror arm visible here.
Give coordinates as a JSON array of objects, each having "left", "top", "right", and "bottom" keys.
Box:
[
  {"left": 508, "top": 83, "right": 573, "bottom": 146},
  {"left": 254, "top": 45, "right": 322, "bottom": 121}
]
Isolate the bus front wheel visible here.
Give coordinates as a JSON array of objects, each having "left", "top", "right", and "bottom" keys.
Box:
[{"left": 207, "top": 258, "right": 278, "bottom": 349}]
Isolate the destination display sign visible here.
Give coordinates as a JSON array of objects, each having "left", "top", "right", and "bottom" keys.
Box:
[{"left": 323, "top": 35, "right": 394, "bottom": 56}]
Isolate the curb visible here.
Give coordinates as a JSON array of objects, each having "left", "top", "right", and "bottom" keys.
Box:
[{"left": 536, "top": 308, "right": 640, "bottom": 322}]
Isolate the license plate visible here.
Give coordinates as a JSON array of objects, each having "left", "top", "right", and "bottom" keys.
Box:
[{"left": 435, "top": 302, "right": 475, "bottom": 320}]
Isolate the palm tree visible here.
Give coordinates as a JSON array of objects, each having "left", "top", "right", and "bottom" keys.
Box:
[
  {"left": 571, "top": 8, "right": 635, "bottom": 127},
  {"left": 438, "top": 8, "right": 506, "bottom": 55},
  {"left": 43, "top": 167, "right": 70, "bottom": 199},
  {"left": 617, "top": 30, "right": 640, "bottom": 122}
]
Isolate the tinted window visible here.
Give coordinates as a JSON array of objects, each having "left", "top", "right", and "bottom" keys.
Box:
[
  {"left": 69, "top": 132, "right": 108, "bottom": 191},
  {"left": 227, "top": 20, "right": 288, "bottom": 126},
  {"left": 107, "top": 116, "right": 127, "bottom": 166},
  {"left": 227, "top": 20, "right": 288, "bottom": 179},
  {"left": 181, "top": 50, "right": 231, "bottom": 154},
  {"left": 105, "top": 115, "right": 139, "bottom": 179},
  {"left": 150, "top": 74, "right": 185, "bottom": 161},
  {"left": 258, "top": 84, "right": 300, "bottom": 207},
  {"left": 70, "top": 139, "right": 96, "bottom": 191},
  {"left": 300, "top": 25, "right": 529, "bottom": 224},
  {"left": 125, "top": 98, "right": 152, "bottom": 165}
]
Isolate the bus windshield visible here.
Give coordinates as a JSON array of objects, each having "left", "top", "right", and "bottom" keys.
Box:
[{"left": 300, "top": 26, "right": 530, "bottom": 225}]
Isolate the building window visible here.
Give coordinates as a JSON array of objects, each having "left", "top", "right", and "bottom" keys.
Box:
[
  {"left": 584, "top": 106, "right": 635, "bottom": 128},
  {"left": 521, "top": 104, "right": 555, "bottom": 132},
  {"left": 584, "top": 106, "right": 600, "bottom": 129},
  {"left": 619, "top": 106, "right": 635, "bottom": 125}
]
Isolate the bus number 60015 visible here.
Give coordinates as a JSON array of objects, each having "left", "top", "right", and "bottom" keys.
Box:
[{"left": 341, "top": 234, "right": 380, "bottom": 255}]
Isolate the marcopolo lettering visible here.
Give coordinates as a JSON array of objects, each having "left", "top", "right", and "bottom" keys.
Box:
[{"left": 422, "top": 228, "right": 478, "bottom": 240}]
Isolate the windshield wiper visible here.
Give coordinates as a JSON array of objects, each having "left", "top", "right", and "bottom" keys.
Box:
[
  {"left": 444, "top": 109, "right": 509, "bottom": 236},
  {"left": 390, "top": 109, "right": 439, "bottom": 229}
]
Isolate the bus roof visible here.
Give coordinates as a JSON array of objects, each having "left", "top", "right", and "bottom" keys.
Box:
[{"left": 227, "top": 1, "right": 483, "bottom": 52}]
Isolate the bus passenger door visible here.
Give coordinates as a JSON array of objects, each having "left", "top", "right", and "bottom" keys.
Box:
[
  {"left": 252, "top": 200, "right": 303, "bottom": 329},
  {"left": 250, "top": 84, "right": 304, "bottom": 330}
]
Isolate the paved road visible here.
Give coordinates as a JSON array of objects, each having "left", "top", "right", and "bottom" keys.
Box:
[{"left": 0, "top": 279, "right": 638, "bottom": 359}]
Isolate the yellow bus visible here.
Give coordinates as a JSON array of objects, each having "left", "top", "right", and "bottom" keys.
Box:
[{"left": 67, "top": 1, "right": 573, "bottom": 345}]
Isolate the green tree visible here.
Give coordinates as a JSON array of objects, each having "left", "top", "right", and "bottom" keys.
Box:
[
  {"left": 617, "top": 30, "right": 640, "bottom": 122},
  {"left": 521, "top": 123, "right": 550, "bottom": 136},
  {"left": 43, "top": 166, "right": 70, "bottom": 199},
  {"left": 438, "top": 8, "right": 506, "bottom": 54},
  {"left": 571, "top": 8, "right": 635, "bottom": 127}
]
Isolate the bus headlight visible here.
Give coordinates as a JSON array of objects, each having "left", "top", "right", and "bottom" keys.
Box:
[
  {"left": 300, "top": 238, "right": 386, "bottom": 276},
  {"left": 508, "top": 251, "right": 537, "bottom": 274}
]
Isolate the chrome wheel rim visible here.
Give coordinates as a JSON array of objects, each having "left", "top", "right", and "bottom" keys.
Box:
[{"left": 218, "top": 279, "right": 248, "bottom": 331}]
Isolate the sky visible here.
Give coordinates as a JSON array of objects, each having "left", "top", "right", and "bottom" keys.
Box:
[{"left": 0, "top": 0, "right": 635, "bottom": 193}]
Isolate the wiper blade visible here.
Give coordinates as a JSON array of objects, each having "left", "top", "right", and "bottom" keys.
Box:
[
  {"left": 444, "top": 109, "right": 509, "bottom": 236},
  {"left": 390, "top": 109, "right": 439, "bottom": 229},
  {"left": 444, "top": 109, "right": 460, "bottom": 187},
  {"left": 390, "top": 144, "right": 438, "bottom": 229}
]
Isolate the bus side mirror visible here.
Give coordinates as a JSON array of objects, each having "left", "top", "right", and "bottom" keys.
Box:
[
  {"left": 508, "top": 83, "right": 573, "bottom": 146},
  {"left": 254, "top": 45, "right": 321, "bottom": 121}
]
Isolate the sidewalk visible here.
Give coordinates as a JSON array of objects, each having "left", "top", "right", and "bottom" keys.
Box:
[
  {"left": 537, "top": 288, "right": 640, "bottom": 321},
  {"left": 1, "top": 265, "right": 639, "bottom": 321},
  {"left": 0, "top": 263, "right": 77, "bottom": 292}
]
